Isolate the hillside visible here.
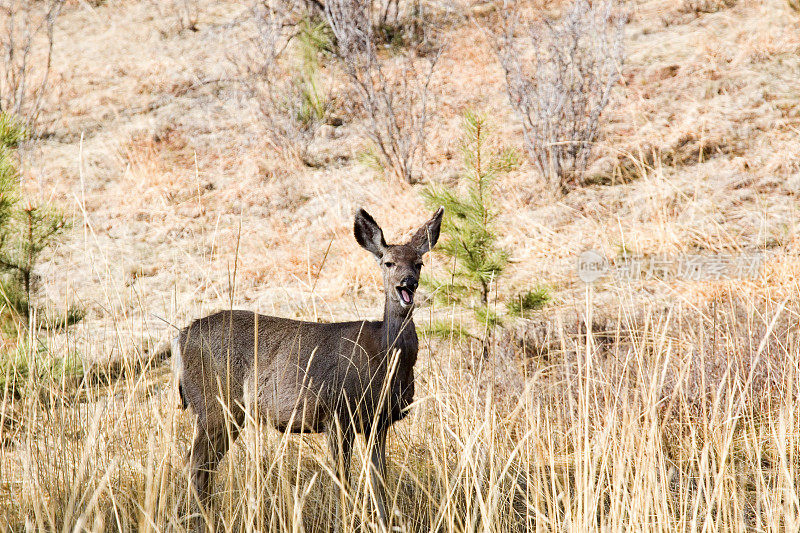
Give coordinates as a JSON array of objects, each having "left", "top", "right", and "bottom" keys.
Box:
[{"left": 2, "top": 0, "right": 800, "bottom": 530}]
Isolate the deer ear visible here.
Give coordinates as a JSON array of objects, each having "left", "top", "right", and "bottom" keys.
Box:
[
  {"left": 354, "top": 208, "right": 387, "bottom": 260},
  {"left": 409, "top": 207, "right": 444, "bottom": 255}
]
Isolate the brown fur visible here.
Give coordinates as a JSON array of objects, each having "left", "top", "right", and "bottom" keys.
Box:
[{"left": 174, "top": 207, "right": 443, "bottom": 529}]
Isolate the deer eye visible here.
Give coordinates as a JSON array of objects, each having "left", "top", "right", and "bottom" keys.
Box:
[
  {"left": 384, "top": 261, "right": 395, "bottom": 268},
  {"left": 415, "top": 262, "right": 423, "bottom": 270}
]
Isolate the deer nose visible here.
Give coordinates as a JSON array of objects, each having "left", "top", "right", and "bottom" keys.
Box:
[{"left": 401, "top": 277, "right": 418, "bottom": 292}]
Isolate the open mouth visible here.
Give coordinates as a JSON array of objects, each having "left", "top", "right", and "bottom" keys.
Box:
[{"left": 396, "top": 286, "right": 415, "bottom": 307}]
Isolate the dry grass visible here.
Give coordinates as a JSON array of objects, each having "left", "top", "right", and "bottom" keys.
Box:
[
  {"left": 2, "top": 0, "right": 800, "bottom": 530},
  {"left": 3, "top": 287, "right": 800, "bottom": 531}
]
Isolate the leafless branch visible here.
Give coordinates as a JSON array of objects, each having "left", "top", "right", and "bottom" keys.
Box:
[
  {"left": 0, "top": 0, "right": 63, "bottom": 134},
  {"left": 326, "top": 0, "right": 440, "bottom": 183},
  {"left": 232, "top": 0, "right": 327, "bottom": 160},
  {"left": 495, "top": 0, "right": 624, "bottom": 194}
]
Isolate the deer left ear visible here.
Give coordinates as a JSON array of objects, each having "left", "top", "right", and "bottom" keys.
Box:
[
  {"left": 354, "top": 208, "right": 388, "bottom": 260},
  {"left": 409, "top": 207, "right": 444, "bottom": 255}
]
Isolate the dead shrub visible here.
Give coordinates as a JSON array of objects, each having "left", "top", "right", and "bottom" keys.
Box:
[
  {"left": 325, "top": 0, "right": 441, "bottom": 183},
  {"left": 0, "top": 0, "right": 62, "bottom": 134},
  {"left": 233, "top": 1, "right": 336, "bottom": 162},
  {"left": 495, "top": 0, "right": 624, "bottom": 195}
]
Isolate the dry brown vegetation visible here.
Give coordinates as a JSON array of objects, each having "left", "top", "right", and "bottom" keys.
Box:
[{"left": 2, "top": 0, "right": 800, "bottom": 531}]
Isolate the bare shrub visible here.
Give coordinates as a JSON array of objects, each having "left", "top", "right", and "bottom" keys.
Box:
[
  {"left": 374, "top": 0, "right": 399, "bottom": 27},
  {"left": 326, "top": 0, "right": 440, "bottom": 183},
  {"left": 495, "top": 0, "right": 624, "bottom": 195},
  {"left": 234, "top": 1, "right": 333, "bottom": 161},
  {"left": 372, "top": 0, "right": 434, "bottom": 51},
  {"left": 0, "top": 0, "right": 62, "bottom": 134},
  {"left": 306, "top": 0, "right": 431, "bottom": 47}
]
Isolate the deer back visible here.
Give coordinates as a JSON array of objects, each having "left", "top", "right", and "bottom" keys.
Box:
[{"left": 178, "top": 309, "right": 416, "bottom": 434}]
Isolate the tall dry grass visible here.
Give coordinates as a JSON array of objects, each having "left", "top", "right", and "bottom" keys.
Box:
[{"left": 1, "top": 276, "right": 799, "bottom": 532}]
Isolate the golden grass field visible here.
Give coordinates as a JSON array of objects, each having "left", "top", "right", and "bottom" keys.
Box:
[{"left": 2, "top": 0, "right": 800, "bottom": 530}]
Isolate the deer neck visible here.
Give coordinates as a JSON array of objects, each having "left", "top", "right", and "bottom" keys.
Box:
[{"left": 382, "top": 293, "right": 415, "bottom": 356}]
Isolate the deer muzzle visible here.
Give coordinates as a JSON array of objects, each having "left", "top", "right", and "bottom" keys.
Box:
[{"left": 396, "top": 277, "right": 418, "bottom": 308}]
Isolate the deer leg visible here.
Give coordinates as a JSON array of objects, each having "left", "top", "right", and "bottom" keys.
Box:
[
  {"left": 327, "top": 420, "right": 353, "bottom": 531},
  {"left": 369, "top": 425, "right": 389, "bottom": 531},
  {"left": 187, "top": 411, "right": 243, "bottom": 530}
]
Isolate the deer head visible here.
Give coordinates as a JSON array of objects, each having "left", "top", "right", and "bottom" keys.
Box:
[{"left": 354, "top": 207, "right": 444, "bottom": 310}]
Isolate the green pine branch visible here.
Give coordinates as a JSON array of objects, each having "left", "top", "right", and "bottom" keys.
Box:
[
  {"left": 0, "top": 113, "right": 77, "bottom": 328},
  {"left": 422, "top": 111, "right": 520, "bottom": 340}
]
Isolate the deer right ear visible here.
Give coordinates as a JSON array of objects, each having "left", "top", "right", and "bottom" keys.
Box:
[
  {"left": 409, "top": 206, "right": 444, "bottom": 255},
  {"left": 354, "top": 208, "right": 387, "bottom": 260}
]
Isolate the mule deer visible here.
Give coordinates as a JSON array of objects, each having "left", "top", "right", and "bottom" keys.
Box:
[{"left": 172, "top": 207, "right": 443, "bottom": 529}]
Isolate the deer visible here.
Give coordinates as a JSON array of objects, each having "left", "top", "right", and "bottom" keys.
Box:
[{"left": 171, "top": 207, "right": 444, "bottom": 530}]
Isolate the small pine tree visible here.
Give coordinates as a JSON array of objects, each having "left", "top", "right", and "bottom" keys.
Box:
[
  {"left": 0, "top": 203, "right": 69, "bottom": 321},
  {"left": 422, "top": 111, "right": 520, "bottom": 337},
  {"left": 0, "top": 113, "right": 78, "bottom": 328}
]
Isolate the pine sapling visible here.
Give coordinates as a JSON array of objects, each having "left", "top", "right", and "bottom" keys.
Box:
[
  {"left": 422, "top": 111, "right": 519, "bottom": 342},
  {"left": 0, "top": 113, "right": 80, "bottom": 328}
]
